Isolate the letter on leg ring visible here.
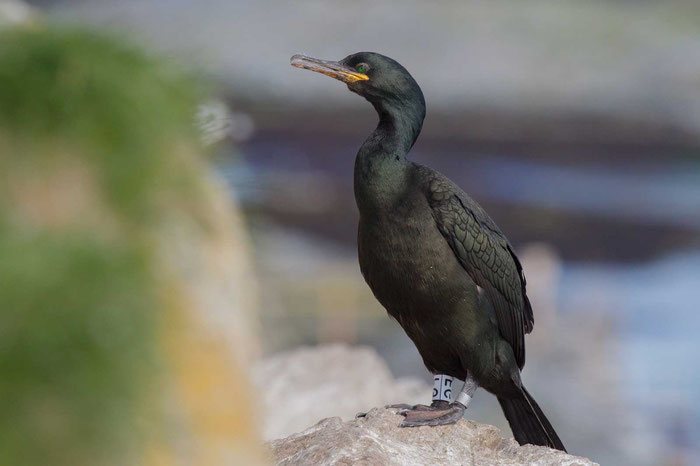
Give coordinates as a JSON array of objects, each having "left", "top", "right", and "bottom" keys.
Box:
[{"left": 433, "top": 374, "right": 454, "bottom": 402}]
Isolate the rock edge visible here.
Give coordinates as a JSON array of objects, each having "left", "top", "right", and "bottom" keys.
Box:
[{"left": 269, "top": 407, "right": 597, "bottom": 466}]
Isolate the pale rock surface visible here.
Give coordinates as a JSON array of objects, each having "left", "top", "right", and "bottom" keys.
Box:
[
  {"left": 253, "top": 344, "right": 428, "bottom": 440},
  {"left": 270, "top": 408, "right": 598, "bottom": 466}
]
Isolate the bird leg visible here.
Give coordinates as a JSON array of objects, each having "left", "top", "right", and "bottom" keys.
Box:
[
  {"left": 388, "top": 373, "right": 455, "bottom": 412},
  {"left": 399, "top": 374, "right": 478, "bottom": 427}
]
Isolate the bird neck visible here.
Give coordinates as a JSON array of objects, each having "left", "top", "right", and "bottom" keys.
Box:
[
  {"left": 373, "top": 97, "right": 425, "bottom": 153},
  {"left": 354, "top": 99, "right": 425, "bottom": 213}
]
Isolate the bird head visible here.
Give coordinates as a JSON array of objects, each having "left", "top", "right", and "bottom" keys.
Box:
[{"left": 291, "top": 52, "right": 424, "bottom": 113}]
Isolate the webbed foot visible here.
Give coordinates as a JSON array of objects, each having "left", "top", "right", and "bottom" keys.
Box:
[
  {"left": 387, "top": 400, "right": 450, "bottom": 412},
  {"left": 398, "top": 401, "right": 466, "bottom": 427}
]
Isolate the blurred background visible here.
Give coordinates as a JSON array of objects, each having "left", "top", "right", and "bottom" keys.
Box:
[{"left": 5, "top": 0, "right": 700, "bottom": 465}]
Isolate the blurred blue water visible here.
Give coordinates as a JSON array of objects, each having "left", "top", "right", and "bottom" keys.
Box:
[
  {"left": 464, "top": 155, "right": 700, "bottom": 230},
  {"left": 561, "top": 251, "right": 700, "bottom": 452}
]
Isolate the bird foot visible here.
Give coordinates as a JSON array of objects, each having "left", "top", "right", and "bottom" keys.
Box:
[
  {"left": 387, "top": 400, "right": 450, "bottom": 413},
  {"left": 360, "top": 401, "right": 448, "bottom": 419},
  {"left": 398, "top": 401, "right": 466, "bottom": 427}
]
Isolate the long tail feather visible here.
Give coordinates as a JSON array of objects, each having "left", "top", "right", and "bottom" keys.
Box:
[{"left": 498, "top": 386, "right": 566, "bottom": 452}]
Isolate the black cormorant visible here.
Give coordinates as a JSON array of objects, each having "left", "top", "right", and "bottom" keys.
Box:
[{"left": 291, "top": 52, "right": 566, "bottom": 451}]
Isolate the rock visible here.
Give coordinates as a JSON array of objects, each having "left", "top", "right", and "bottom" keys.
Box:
[
  {"left": 253, "top": 344, "right": 428, "bottom": 440},
  {"left": 269, "top": 408, "right": 598, "bottom": 466}
]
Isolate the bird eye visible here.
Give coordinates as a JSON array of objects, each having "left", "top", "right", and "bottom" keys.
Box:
[{"left": 356, "top": 63, "right": 369, "bottom": 74}]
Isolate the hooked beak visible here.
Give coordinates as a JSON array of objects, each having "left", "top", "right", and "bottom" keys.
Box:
[{"left": 290, "top": 54, "right": 369, "bottom": 83}]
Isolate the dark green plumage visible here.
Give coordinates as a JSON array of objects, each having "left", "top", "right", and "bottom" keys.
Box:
[
  {"left": 293, "top": 51, "right": 565, "bottom": 451},
  {"left": 425, "top": 169, "right": 534, "bottom": 369}
]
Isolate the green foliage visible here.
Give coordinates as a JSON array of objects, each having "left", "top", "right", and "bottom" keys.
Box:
[
  {"left": 0, "top": 227, "right": 156, "bottom": 466},
  {"left": 0, "top": 26, "right": 202, "bottom": 222},
  {"left": 0, "top": 26, "right": 206, "bottom": 465}
]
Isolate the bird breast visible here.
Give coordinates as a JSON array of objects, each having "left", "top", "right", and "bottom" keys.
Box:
[{"left": 357, "top": 192, "right": 477, "bottom": 323}]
